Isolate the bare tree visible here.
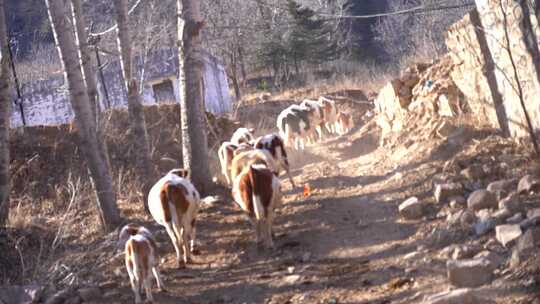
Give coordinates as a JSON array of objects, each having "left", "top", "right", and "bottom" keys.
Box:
[
  {"left": 178, "top": 0, "right": 212, "bottom": 193},
  {"left": 71, "top": 0, "right": 99, "bottom": 119},
  {"left": 46, "top": 0, "right": 121, "bottom": 230},
  {"left": 0, "top": 0, "right": 11, "bottom": 227},
  {"left": 112, "top": 0, "right": 155, "bottom": 199}
]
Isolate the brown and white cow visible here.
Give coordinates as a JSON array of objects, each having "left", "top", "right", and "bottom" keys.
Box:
[
  {"left": 230, "top": 149, "right": 279, "bottom": 184},
  {"left": 230, "top": 127, "right": 255, "bottom": 145},
  {"left": 232, "top": 163, "right": 282, "bottom": 248},
  {"left": 254, "top": 133, "right": 296, "bottom": 188},
  {"left": 336, "top": 111, "right": 353, "bottom": 135},
  {"left": 218, "top": 141, "right": 253, "bottom": 186},
  {"left": 148, "top": 169, "right": 200, "bottom": 268},
  {"left": 118, "top": 224, "right": 165, "bottom": 304}
]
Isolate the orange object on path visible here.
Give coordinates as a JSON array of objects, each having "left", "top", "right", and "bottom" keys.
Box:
[{"left": 303, "top": 183, "right": 311, "bottom": 198}]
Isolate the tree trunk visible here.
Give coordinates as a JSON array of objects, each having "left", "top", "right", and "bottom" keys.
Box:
[
  {"left": 178, "top": 0, "right": 212, "bottom": 194},
  {"left": 0, "top": 0, "right": 11, "bottom": 227},
  {"left": 46, "top": 0, "right": 121, "bottom": 230},
  {"left": 71, "top": 0, "right": 112, "bottom": 172},
  {"left": 71, "top": 0, "right": 98, "bottom": 120},
  {"left": 112, "top": 0, "right": 155, "bottom": 205},
  {"left": 229, "top": 50, "right": 241, "bottom": 100},
  {"left": 237, "top": 45, "right": 247, "bottom": 87}
]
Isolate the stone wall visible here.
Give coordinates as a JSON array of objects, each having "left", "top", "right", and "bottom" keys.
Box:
[
  {"left": 446, "top": 0, "right": 540, "bottom": 137},
  {"left": 374, "top": 57, "right": 466, "bottom": 143}
]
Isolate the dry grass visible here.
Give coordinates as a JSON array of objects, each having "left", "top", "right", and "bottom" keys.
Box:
[{"left": 261, "top": 62, "right": 395, "bottom": 103}]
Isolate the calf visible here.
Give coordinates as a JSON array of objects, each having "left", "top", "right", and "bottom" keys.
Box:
[
  {"left": 230, "top": 127, "right": 255, "bottom": 145},
  {"left": 254, "top": 133, "right": 295, "bottom": 188},
  {"left": 230, "top": 149, "right": 279, "bottom": 183},
  {"left": 118, "top": 224, "right": 165, "bottom": 304},
  {"left": 218, "top": 141, "right": 253, "bottom": 186},
  {"left": 232, "top": 164, "right": 282, "bottom": 248},
  {"left": 336, "top": 111, "right": 353, "bottom": 135},
  {"left": 148, "top": 169, "right": 200, "bottom": 268}
]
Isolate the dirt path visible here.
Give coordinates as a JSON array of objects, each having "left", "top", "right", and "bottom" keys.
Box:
[{"left": 103, "top": 120, "right": 459, "bottom": 304}]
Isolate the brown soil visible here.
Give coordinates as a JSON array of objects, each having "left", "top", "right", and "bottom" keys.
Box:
[{"left": 2, "top": 91, "right": 539, "bottom": 303}]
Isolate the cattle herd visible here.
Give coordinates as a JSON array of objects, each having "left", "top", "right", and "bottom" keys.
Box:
[{"left": 116, "top": 97, "right": 352, "bottom": 303}]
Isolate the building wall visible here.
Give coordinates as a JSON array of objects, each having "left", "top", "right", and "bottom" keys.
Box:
[{"left": 10, "top": 49, "right": 232, "bottom": 128}]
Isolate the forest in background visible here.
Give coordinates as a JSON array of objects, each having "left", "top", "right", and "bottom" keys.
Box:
[{"left": 6, "top": 0, "right": 473, "bottom": 92}]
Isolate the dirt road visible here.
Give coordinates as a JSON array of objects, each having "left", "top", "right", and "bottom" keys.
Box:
[{"left": 97, "top": 117, "right": 460, "bottom": 304}]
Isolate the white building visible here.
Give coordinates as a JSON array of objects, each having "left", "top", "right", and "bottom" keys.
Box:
[{"left": 10, "top": 48, "right": 232, "bottom": 127}]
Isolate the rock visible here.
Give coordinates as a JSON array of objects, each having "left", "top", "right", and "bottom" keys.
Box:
[
  {"left": 498, "top": 193, "right": 521, "bottom": 213},
  {"left": 103, "top": 290, "right": 122, "bottom": 299},
  {"left": 283, "top": 274, "right": 302, "bottom": 285},
  {"left": 467, "top": 189, "right": 497, "bottom": 211},
  {"left": 439, "top": 245, "right": 457, "bottom": 259},
  {"left": 98, "top": 281, "right": 117, "bottom": 290},
  {"left": 301, "top": 252, "right": 311, "bottom": 263},
  {"left": 510, "top": 246, "right": 532, "bottom": 268},
  {"left": 527, "top": 208, "right": 540, "bottom": 219},
  {"left": 77, "top": 287, "right": 102, "bottom": 302},
  {"left": 517, "top": 174, "right": 540, "bottom": 194},
  {"left": 492, "top": 208, "right": 513, "bottom": 224},
  {"left": 463, "top": 180, "right": 483, "bottom": 192},
  {"left": 506, "top": 213, "right": 524, "bottom": 224},
  {"left": 64, "top": 296, "right": 81, "bottom": 304},
  {"left": 44, "top": 288, "right": 73, "bottom": 304},
  {"left": 495, "top": 224, "right": 522, "bottom": 247},
  {"left": 451, "top": 245, "right": 481, "bottom": 260},
  {"left": 404, "top": 251, "right": 423, "bottom": 260},
  {"left": 519, "top": 216, "right": 540, "bottom": 230},
  {"left": 487, "top": 179, "right": 517, "bottom": 196},
  {"left": 447, "top": 258, "right": 493, "bottom": 287},
  {"left": 474, "top": 218, "right": 496, "bottom": 236},
  {"left": 516, "top": 227, "right": 540, "bottom": 252},
  {"left": 449, "top": 196, "right": 466, "bottom": 209},
  {"left": 425, "top": 227, "right": 464, "bottom": 249},
  {"left": 474, "top": 251, "right": 504, "bottom": 269},
  {"left": 460, "top": 210, "right": 477, "bottom": 228},
  {"left": 423, "top": 288, "right": 492, "bottom": 304},
  {"left": 0, "top": 285, "right": 43, "bottom": 304},
  {"left": 201, "top": 195, "right": 223, "bottom": 207},
  {"left": 487, "top": 179, "right": 517, "bottom": 192},
  {"left": 448, "top": 209, "right": 476, "bottom": 231},
  {"left": 399, "top": 197, "right": 425, "bottom": 219},
  {"left": 483, "top": 238, "right": 505, "bottom": 253},
  {"left": 509, "top": 228, "right": 540, "bottom": 267},
  {"left": 447, "top": 210, "right": 464, "bottom": 226},
  {"left": 461, "top": 165, "right": 485, "bottom": 180},
  {"left": 434, "top": 183, "right": 463, "bottom": 203}
]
